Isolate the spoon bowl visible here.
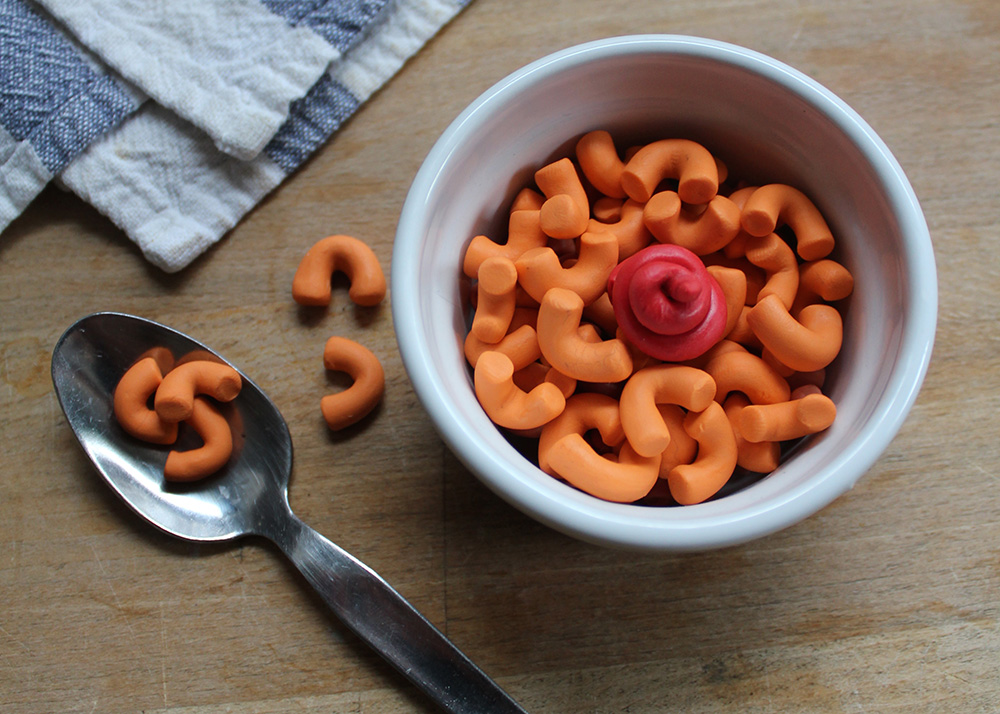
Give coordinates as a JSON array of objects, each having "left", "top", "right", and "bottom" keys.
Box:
[
  {"left": 52, "top": 312, "right": 526, "bottom": 714},
  {"left": 52, "top": 312, "right": 290, "bottom": 542}
]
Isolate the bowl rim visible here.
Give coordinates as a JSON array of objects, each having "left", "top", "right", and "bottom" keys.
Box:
[{"left": 391, "top": 34, "right": 937, "bottom": 550}]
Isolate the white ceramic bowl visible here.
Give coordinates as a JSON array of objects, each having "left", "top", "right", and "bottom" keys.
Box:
[{"left": 392, "top": 35, "right": 936, "bottom": 551}]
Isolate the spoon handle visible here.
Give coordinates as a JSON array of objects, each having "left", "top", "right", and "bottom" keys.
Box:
[{"left": 272, "top": 515, "right": 529, "bottom": 714}]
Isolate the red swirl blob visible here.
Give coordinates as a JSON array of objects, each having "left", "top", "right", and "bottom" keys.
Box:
[{"left": 608, "top": 244, "right": 727, "bottom": 361}]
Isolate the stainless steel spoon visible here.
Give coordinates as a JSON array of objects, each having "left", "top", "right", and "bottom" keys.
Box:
[{"left": 51, "top": 312, "right": 527, "bottom": 714}]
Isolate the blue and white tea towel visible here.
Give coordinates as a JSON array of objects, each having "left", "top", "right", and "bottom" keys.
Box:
[
  {"left": 0, "top": 0, "right": 143, "bottom": 236},
  {"left": 1, "top": 0, "right": 473, "bottom": 271}
]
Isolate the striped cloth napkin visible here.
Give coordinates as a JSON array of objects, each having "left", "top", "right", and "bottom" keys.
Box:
[{"left": 0, "top": 0, "right": 472, "bottom": 271}]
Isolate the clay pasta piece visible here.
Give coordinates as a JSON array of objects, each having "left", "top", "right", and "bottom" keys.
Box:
[
  {"left": 643, "top": 191, "right": 741, "bottom": 255},
  {"left": 705, "top": 265, "right": 747, "bottom": 338},
  {"left": 512, "top": 362, "right": 577, "bottom": 400},
  {"left": 738, "top": 384, "right": 837, "bottom": 443},
  {"left": 740, "top": 184, "right": 835, "bottom": 261},
  {"left": 474, "top": 351, "right": 566, "bottom": 431},
  {"left": 575, "top": 130, "right": 627, "bottom": 199},
  {"left": 538, "top": 392, "right": 625, "bottom": 474},
  {"left": 535, "top": 158, "right": 590, "bottom": 239},
  {"left": 746, "top": 294, "right": 843, "bottom": 372},
  {"left": 155, "top": 360, "right": 242, "bottom": 423},
  {"left": 516, "top": 231, "right": 619, "bottom": 306},
  {"left": 705, "top": 350, "right": 791, "bottom": 405},
  {"left": 464, "top": 324, "right": 541, "bottom": 370},
  {"left": 510, "top": 187, "right": 545, "bottom": 212},
  {"left": 536, "top": 288, "right": 633, "bottom": 383},
  {"left": 722, "top": 393, "right": 781, "bottom": 473},
  {"left": 292, "top": 234, "right": 387, "bottom": 307},
  {"left": 588, "top": 198, "right": 653, "bottom": 260},
  {"left": 620, "top": 138, "right": 719, "bottom": 204},
  {"left": 164, "top": 397, "right": 233, "bottom": 482},
  {"left": 321, "top": 337, "right": 385, "bottom": 431},
  {"left": 471, "top": 257, "right": 519, "bottom": 344},
  {"left": 591, "top": 196, "right": 624, "bottom": 223},
  {"left": 113, "top": 357, "right": 178, "bottom": 445},
  {"left": 619, "top": 364, "right": 717, "bottom": 458},
  {"left": 792, "top": 258, "right": 854, "bottom": 312},
  {"left": 463, "top": 209, "right": 549, "bottom": 278},
  {"left": 136, "top": 346, "right": 175, "bottom": 375},
  {"left": 546, "top": 434, "right": 660, "bottom": 503},
  {"left": 744, "top": 231, "right": 799, "bottom": 309},
  {"left": 655, "top": 404, "right": 699, "bottom": 477},
  {"left": 666, "top": 402, "right": 738, "bottom": 505}
]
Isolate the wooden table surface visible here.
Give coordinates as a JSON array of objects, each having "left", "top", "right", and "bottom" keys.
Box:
[{"left": 2, "top": 1, "right": 998, "bottom": 711}]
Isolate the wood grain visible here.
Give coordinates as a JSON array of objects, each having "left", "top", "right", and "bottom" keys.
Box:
[{"left": 2, "top": 0, "right": 998, "bottom": 711}]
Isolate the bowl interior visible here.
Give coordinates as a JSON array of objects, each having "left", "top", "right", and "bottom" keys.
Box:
[{"left": 393, "top": 36, "right": 935, "bottom": 550}]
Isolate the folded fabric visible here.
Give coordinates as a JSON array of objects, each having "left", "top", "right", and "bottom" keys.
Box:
[
  {"left": 0, "top": 0, "right": 143, "bottom": 234},
  {"left": 35, "top": 0, "right": 341, "bottom": 160},
  {"left": 2, "top": 0, "right": 474, "bottom": 272}
]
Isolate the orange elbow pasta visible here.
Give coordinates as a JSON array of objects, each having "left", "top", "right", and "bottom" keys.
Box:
[
  {"left": 321, "top": 337, "right": 385, "bottom": 431},
  {"left": 292, "top": 234, "right": 387, "bottom": 307},
  {"left": 114, "top": 353, "right": 242, "bottom": 482},
  {"left": 462, "top": 130, "right": 851, "bottom": 505}
]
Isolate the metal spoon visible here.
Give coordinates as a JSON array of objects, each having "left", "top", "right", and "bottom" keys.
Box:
[{"left": 51, "top": 312, "right": 527, "bottom": 714}]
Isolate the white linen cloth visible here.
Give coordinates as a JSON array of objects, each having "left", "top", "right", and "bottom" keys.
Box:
[
  {"left": 35, "top": 0, "right": 339, "bottom": 161},
  {"left": 0, "top": 0, "right": 473, "bottom": 271}
]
